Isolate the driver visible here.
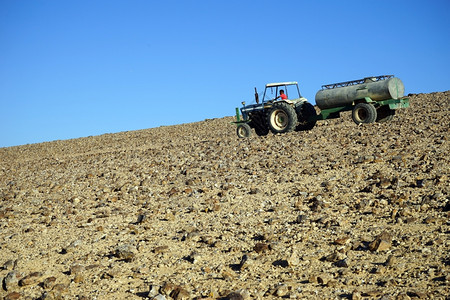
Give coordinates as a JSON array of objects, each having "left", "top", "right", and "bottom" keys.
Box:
[{"left": 274, "top": 89, "right": 287, "bottom": 100}]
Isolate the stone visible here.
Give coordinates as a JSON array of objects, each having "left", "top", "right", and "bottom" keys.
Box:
[
  {"left": 296, "top": 214, "right": 307, "bottom": 223},
  {"left": 171, "top": 286, "right": 190, "bottom": 300},
  {"left": 317, "top": 274, "right": 330, "bottom": 285},
  {"left": 154, "top": 245, "right": 169, "bottom": 254},
  {"left": 136, "top": 214, "right": 147, "bottom": 224},
  {"left": 3, "top": 271, "right": 20, "bottom": 291},
  {"left": 351, "top": 290, "right": 362, "bottom": 300},
  {"left": 275, "top": 284, "right": 289, "bottom": 297},
  {"left": 19, "top": 272, "right": 42, "bottom": 286},
  {"left": 73, "top": 274, "right": 84, "bottom": 283},
  {"left": 70, "top": 264, "right": 85, "bottom": 275},
  {"left": 334, "top": 237, "right": 350, "bottom": 245},
  {"left": 226, "top": 292, "right": 244, "bottom": 300},
  {"left": 335, "top": 258, "right": 349, "bottom": 268},
  {"left": 253, "top": 242, "right": 270, "bottom": 253},
  {"left": 385, "top": 255, "right": 396, "bottom": 267},
  {"left": 4, "top": 292, "right": 21, "bottom": 300},
  {"left": 160, "top": 282, "right": 177, "bottom": 296},
  {"left": 287, "top": 250, "right": 300, "bottom": 266},
  {"left": 369, "top": 231, "right": 392, "bottom": 252},
  {"left": 43, "top": 277, "right": 57, "bottom": 289},
  {"left": 149, "top": 284, "right": 161, "bottom": 298},
  {"left": 2, "top": 260, "right": 17, "bottom": 271},
  {"left": 115, "top": 244, "right": 136, "bottom": 262}
]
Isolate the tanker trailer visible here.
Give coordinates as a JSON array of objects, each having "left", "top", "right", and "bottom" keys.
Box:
[{"left": 315, "top": 75, "right": 410, "bottom": 124}]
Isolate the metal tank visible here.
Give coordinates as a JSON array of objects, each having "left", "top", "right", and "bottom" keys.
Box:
[{"left": 315, "top": 75, "right": 405, "bottom": 110}]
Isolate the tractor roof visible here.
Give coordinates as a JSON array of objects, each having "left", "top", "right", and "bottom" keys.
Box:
[{"left": 266, "top": 81, "right": 298, "bottom": 88}]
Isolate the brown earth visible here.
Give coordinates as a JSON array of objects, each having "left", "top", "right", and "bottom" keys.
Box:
[{"left": 0, "top": 91, "right": 449, "bottom": 300}]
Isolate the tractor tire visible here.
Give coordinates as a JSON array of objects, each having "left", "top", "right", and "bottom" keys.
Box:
[
  {"left": 376, "top": 105, "right": 395, "bottom": 123},
  {"left": 236, "top": 123, "right": 252, "bottom": 138},
  {"left": 249, "top": 112, "right": 269, "bottom": 136},
  {"left": 254, "top": 125, "right": 270, "bottom": 136},
  {"left": 352, "top": 103, "right": 377, "bottom": 125},
  {"left": 296, "top": 102, "right": 317, "bottom": 131},
  {"left": 267, "top": 102, "right": 298, "bottom": 134}
]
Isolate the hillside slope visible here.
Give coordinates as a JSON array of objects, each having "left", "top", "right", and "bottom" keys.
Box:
[{"left": 0, "top": 91, "right": 449, "bottom": 299}]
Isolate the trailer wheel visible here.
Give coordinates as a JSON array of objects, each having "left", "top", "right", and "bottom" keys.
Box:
[
  {"left": 352, "top": 103, "right": 377, "bottom": 124},
  {"left": 236, "top": 123, "right": 252, "bottom": 138},
  {"left": 267, "top": 102, "right": 298, "bottom": 133},
  {"left": 376, "top": 105, "right": 395, "bottom": 122},
  {"left": 296, "top": 102, "right": 317, "bottom": 131}
]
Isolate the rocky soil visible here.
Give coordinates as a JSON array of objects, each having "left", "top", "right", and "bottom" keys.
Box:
[{"left": 0, "top": 91, "right": 449, "bottom": 300}]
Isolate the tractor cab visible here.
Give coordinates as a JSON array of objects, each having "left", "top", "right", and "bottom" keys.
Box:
[{"left": 259, "top": 81, "right": 303, "bottom": 103}]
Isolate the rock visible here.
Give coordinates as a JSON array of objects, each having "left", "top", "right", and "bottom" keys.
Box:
[
  {"left": 369, "top": 231, "right": 392, "bottom": 252},
  {"left": 385, "top": 255, "right": 396, "bottom": 267},
  {"left": 115, "top": 244, "right": 136, "bottom": 262},
  {"left": 73, "top": 274, "right": 84, "bottom": 283},
  {"left": 3, "top": 271, "right": 20, "bottom": 291},
  {"left": 45, "top": 284, "right": 69, "bottom": 299},
  {"left": 160, "top": 282, "right": 177, "bottom": 296},
  {"left": 2, "top": 260, "right": 17, "bottom": 271},
  {"left": 149, "top": 284, "right": 161, "bottom": 298},
  {"left": 296, "top": 214, "right": 307, "bottom": 223},
  {"left": 226, "top": 291, "right": 244, "bottom": 300},
  {"left": 423, "top": 216, "right": 437, "bottom": 224},
  {"left": 308, "top": 274, "right": 318, "bottom": 284},
  {"left": 70, "top": 264, "right": 85, "bottom": 275},
  {"left": 253, "top": 242, "right": 270, "bottom": 253},
  {"left": 317, "top": 274, "right": 330, "bottom": 285},
  {"left": 324, "top": 251, "right": 346, "bottom": 262},
  {"left": 275, "top": 284, "right": 289, "bottom": 297},
  {"left": 334, "top": 237, "right": 350, "bottom": 245},
  {"left": 136, "top": 214, "right": 147, "bottom": 224},
  {"left": 351, "top": 290, "right": 362, "bottom": 300},
  {"left": 187, "top": 251, "right": 201, "bottom": 264},
  {"left": 369, "top": 239, "right": 391, "bottom": 252},
  {"left": 238, "top": 254, "right": 251, "bottom": 270},
  {"left": 4, "top": 292, "right": 21, "bottom": 300},
  {"left": 43, "top": 277, "right": 57, "bottom": 289},
  {"left": 63, "top": 239, "right": 82, "bottom": 254},
  {"left": 171, "top": 286, "right": 190, "bottom": 300},
  {"left": 154, "top": 246, "right": 169, "bottom": 254},
  {"left": 335, "top": 258, "right": 349, "bottom": 268},
  {"left": 19, "top": 272, "right": 42, "bottom": 286}
]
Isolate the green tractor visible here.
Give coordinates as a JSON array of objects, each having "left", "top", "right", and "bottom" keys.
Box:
[{"left": 234, "top": 81, "right": 317, "bottom": 138}]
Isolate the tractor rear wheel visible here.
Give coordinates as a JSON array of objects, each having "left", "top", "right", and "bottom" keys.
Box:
[
  {"left": 296, "top": 102, "right": 317, "bottom": 131},
  {"left": 267, "top": 102, "right": 298, "bottom": 134},
  {"left": 352, "top": 103, "right": 377, "bottom": 124},
  {"left": 236, "top": 123, "right": 252, "bottom": 138}
]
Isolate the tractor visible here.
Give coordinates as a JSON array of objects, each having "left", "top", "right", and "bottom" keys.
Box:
[{"left": 234, "top": 81, "right": 317, "bottom": 138}]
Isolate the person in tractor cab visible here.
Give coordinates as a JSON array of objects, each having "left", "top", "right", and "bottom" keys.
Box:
[{"left": 274, "top": 89, "right": 288, "bottom": 100}]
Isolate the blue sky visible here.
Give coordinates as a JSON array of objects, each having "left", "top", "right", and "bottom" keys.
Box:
[{"left": 1, "top": 0, "right": 449, "bottom": 148}]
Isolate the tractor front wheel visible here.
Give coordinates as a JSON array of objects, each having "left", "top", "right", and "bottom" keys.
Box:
[
  {"left": 352, "top": 103, "right": 377, "bottom": 125},
  {"left": 236, "top": 123, "right": 252, "bottom": 138},
  {"left": 267, "top": 102, "right": 298, "bottom": 134}
]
